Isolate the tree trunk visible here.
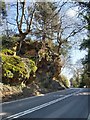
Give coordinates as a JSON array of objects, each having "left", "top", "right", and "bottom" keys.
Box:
[
  {"left": 16, "top": 35, "right": 26, "bottom": 55},
  {"left": 42, "top": 33, "right": 46, "bottom": 49},
  {"left": 57, "top": 42, "right": 61, "bottom": 55}
]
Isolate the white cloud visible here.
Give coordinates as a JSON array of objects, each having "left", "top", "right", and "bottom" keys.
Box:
[{"left": 66, "top": 8, "right": 77, "bottom": 17}]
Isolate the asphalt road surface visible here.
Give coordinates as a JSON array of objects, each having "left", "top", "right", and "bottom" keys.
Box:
[{"left": 1, "top": 88, "right": 90, "bottom": 120}]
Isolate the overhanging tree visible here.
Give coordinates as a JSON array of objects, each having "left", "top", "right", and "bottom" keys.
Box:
[{"left": 15, "top": 0, "right": 36, "bottom": 55}]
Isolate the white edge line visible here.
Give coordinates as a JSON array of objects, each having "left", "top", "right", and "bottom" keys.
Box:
[
  {"left": 5, "top": 89, "right": 82, "bottom": 119},
  {"left": 88, "top": 114, "right": 90, "bottom": 120},
  {"left": 1, "top": 95, "right": 38, "bottom": 105},
  {"left": 1, "top": 88, "right": 72, "bottom": 105}
]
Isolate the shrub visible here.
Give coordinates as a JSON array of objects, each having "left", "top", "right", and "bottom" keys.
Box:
[
  {"left": 2, "top": 48, "right": 14, "bottom": 55},
  {"left": 2, "top": 35, "right": 17, "bottom": 49},
  {"left": 61, "top": 75, "right": 70, "bottom": 88},
  {"left": 2, "top": 54, "right": 37, "bottom": 85}
]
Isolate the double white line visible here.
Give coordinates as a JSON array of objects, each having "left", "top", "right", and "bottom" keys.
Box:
[{"left": 3, "top": 89, "right": 82, "bottom": 120}]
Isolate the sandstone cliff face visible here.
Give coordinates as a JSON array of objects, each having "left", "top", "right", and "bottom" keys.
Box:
[{"left": 19, "top": 40, "right": 65, "bottom": 89}]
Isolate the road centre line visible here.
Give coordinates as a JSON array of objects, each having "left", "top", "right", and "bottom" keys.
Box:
[{"left": 4, "top": 89, "right": 82, "bottom": 120}]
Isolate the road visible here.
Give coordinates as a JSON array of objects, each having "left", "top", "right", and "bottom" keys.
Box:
[{"left": 0, "top": 88, "right": 90, "bottom": 120}]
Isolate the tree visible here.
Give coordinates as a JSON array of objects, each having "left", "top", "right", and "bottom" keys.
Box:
[
  {"left": 0, "top": 1, "right": 7, "bottom": 20},
  {"left": 80, "top": 68, "right": 90, "bottom": 88},
  {"left": 0, "top": 1, "right": 8, "bottom": 36},
  {"left": 34, "top": 2, "right": 60, "bottom": 46},
  {"left": 79, "top": 1, "right": 90, "bottom": 87},
  {"left": 15, "top": 1, "right": 36, "bottom": 55}
]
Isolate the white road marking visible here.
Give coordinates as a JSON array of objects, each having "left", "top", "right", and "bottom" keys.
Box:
[
  {"left": 88, "top": 114, "right": 90, "bottom": 120},
  {"left": 53, "top": 95, "right": 64, "bottom": 97},
  {"left": 0, "top": 88, "right": 72, "bottom": 105},
  {"left": 5, "top": 89, "right": 82, "bottom": 120},
  {"left": 0, "top": 112, "right": 7, "bottom": 116},
  {"left": 0, "top": 95, "right": 38, "bottom": 105}
]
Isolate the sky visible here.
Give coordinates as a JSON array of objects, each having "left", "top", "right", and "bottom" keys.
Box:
[
  {"left": 66, "top": 8, "right": 77, "bottom": 17},
  {"left": 60, "top": 5, "right": 87, "bottom": 79},
  {"left": 4, "top": 0, "right": 90, "bottom": 3},
  {"left": 71, "top": 49, "right": 87, "bottom": 64},
  {"left": 67, "top": 7, "right": 87, "bottom": 62},
  {"left": 66, "top": 8, "right": 87, "bottom": 64}
]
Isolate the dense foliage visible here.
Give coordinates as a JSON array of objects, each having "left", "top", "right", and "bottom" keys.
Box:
[
  {"left": 2, "top": 53, "right": 37, "bottom": 85},
  {"left": 79, "top": 1, "right": 90, "bottom": 87}
]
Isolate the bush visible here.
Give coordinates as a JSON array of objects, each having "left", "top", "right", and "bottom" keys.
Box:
[
  {"left": 2, "top": 54, "right": 37, "bottom": 85},
  {"left": 2, "top": 35, "right": 17, "bottom": 49},
  {"left": 2, "top": 48, "right": 14, "bottom": 55},
  {"left": 61, "top": 75, "right": 70, "bottom": 88}
]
